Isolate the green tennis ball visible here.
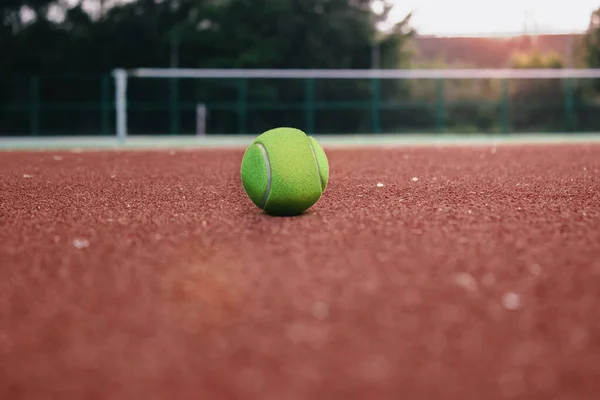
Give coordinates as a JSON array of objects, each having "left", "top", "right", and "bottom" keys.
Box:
[{"left": 240, "top": 127, "right": 329, "bottom": 216}]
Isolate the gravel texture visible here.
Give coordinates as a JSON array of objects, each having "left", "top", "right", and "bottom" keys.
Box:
[{"left": 1, "top": 144, "right": 599, "bottom": 400}]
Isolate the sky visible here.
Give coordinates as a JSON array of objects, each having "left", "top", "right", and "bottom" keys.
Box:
[{"left": 384, "top": 0, "right": 600, "bottom": 36}]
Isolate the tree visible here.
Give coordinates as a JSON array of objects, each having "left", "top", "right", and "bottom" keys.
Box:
[
  {"left": 584, "top": 8, "right": 600, "bottom": 68},
  {"left": 510, "top": 50, "right": 563, "bottom": 69},
  {"left": 1, "top": 0, "right": 416, "bottom": 135},
  {"left": 508, "top": 49, "right": 567, "bottom": 132},
  {"left": 2, "top": 0, "right": 413, "bottom": 72}
]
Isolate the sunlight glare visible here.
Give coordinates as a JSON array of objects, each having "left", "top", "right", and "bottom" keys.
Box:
[{"left": 388, "top": 0, "right": 599, "bottom": 35}]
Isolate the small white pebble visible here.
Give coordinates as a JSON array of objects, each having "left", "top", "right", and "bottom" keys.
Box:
[
  {"left": 22, "top": 174, "right": 33, "bottom": 178},
  {"left": 311, "top": 301, "right": 329, "bottom": 320},
  {"left": 411, "top": 177, "right": 419, "bottom": 182},
  {"left": 110, "top": 174, "right": 116, "bottom": 179},
  {"left": 376, "top": 182, "right": 384, "bottom": 187},
  {"left": 454, "top": 272, "right": 477, "bottom": 292},
  {"left": 502, "top": 292, "right": 521, "bottom": 310},
  {"left": 72, "top": 238, "right": 90, "bottom": 249},
  {"left": 467, "top": 210, "right": 473, "bottom": 214},
  {"left": 53, "top": 156, "right": 63, "bottom": 161}
]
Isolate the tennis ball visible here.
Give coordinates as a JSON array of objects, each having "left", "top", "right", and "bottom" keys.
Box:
[{"left": 240, "top": 127, "right": 329, "bottom": 216}]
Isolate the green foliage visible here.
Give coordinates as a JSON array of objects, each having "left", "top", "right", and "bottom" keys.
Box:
[
  {"left": 3, "top": 1, "right": 591, "bottom": 135},
  {"left": 584, "top": 8, "right": 600, "bottom": 99},
  {"left": 584, "top": 8, "right": 600, "bottom": 68},
  {"left": 1, "top": 0, "right": 413, "bottom": 72},
  {"left": 508, "top": 49, "right": 569, "bottom": 132},
  {"left": 0, "top": 0, "right": 418, "bottom": 135},
  {"left": 510, "top": 50, "right": 564, "bottom": 69}
]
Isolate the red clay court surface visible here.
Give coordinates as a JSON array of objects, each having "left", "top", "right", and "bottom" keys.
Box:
[{"left": 1, "top": 142, "right": 600, "bottom": 400}]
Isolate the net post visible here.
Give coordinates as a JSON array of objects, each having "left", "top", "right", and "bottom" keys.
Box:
[
  {"left": 196, "top": 103, "right": 207, "bottom": 136},
  {"left": 112, "top": 68, "right": 128, "bottom": 142}
]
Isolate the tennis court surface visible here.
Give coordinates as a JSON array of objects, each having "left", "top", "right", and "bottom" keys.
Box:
[{"left": 1, "top": 136, "right": 600, "bottom": 399}]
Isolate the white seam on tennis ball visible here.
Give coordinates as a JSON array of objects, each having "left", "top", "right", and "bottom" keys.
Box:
[
  {"left": 307, "top": 139, "right": 324, "bottom": 191},
  {"left": 256, "top": 143, "right": 272, "bottom": 208}
]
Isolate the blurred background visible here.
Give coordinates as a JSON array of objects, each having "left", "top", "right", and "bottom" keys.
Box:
[{"left": 2, "top": 0, "right": 600, "bottom": 136}]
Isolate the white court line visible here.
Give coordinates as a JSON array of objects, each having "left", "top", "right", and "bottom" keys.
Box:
[{"left": 2, "top": 133, "right": 600, "bottom": 151}]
